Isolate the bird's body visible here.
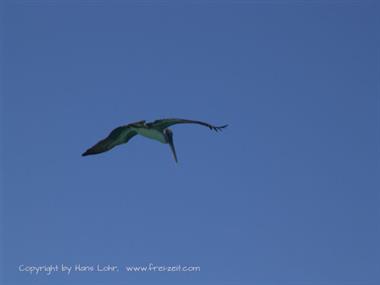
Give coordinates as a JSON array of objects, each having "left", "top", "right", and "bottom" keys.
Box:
[
  {"left": 82, "top": 118, "right": 227, "bottom": 162},
  {"left": 133, "top": 127, "right": 166, "bottom": 143}
]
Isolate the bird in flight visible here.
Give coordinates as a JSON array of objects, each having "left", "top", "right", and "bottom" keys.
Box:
[{"left": 82, "top": 118, "right": 228, "bottom": 163}]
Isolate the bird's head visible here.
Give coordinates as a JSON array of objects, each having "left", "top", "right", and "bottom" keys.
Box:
[
  {"left": 164, "top": 128, "right": 173, "bottom": 141},
  {"left": 164, "top": 128, "right": 178, "bottom": 163}
]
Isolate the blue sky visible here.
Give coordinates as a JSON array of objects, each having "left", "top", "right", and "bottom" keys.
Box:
[{"left": 2, "top": 1, "right": 379, "bottom": 285}]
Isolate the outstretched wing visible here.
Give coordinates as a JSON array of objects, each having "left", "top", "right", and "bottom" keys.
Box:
[
  {"left": 82, "top": 125, "right": 137, "bottom": 156},
  {"left": 148, "top": 118, "right": 228, "bottom": 132}
]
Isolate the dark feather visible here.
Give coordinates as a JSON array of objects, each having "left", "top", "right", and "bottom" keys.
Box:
[
  {"left": 147, "top": 118, "right": 228, "bottom": 131},
  {"left": 82, "top": 126, "right": 137, "bottom": 156}
]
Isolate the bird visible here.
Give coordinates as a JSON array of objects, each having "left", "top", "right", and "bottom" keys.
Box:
[{"left": 82, "top": 118, "right": 228, "bottom": 163}]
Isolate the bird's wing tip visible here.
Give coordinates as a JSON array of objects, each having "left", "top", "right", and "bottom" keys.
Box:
[{"left": 213, "top": 124, "right": 228, "bottom": 131}]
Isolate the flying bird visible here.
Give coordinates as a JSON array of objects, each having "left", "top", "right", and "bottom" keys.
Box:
[{"left": 82, "top": 118, "right": 228, "bottom": 162}]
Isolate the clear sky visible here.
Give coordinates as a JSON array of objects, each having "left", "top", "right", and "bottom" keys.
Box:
[{"left": 2, "top": 1, "right": 379, "bottom": 285}]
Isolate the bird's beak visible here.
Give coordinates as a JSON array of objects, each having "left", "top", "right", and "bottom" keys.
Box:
[{"left": 168, "top": 136, "right": 178, "bottom": 163}]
